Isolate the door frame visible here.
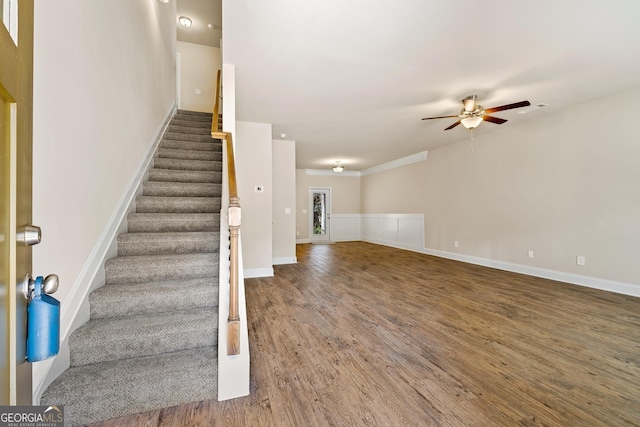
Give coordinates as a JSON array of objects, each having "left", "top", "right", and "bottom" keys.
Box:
[
  {"left": 309, "top": 187, "right": 331, "bottom": 243},
  {"left": 1, "top": 0, "right": 34, "bottom": 405}
]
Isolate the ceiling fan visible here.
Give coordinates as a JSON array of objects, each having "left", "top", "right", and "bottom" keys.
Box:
[{"left": 422, "top": 95, "right": 530, "bottom": 130}]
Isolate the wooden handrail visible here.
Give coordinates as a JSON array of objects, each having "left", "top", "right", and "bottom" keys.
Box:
[
  {"left": 211, "top": 70, "right": 222, "bottom": 136},
  {"left": 212, "top": 69, "right": 241, "bottom": 355}
]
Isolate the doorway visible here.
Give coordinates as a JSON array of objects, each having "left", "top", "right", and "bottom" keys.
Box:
[{"left": 309, "top": 188, "right": 331, "bottom": 243}]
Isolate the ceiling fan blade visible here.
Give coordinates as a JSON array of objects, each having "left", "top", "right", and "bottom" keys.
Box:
[
  {"left": 482, "top": 115, "right": 507, "bottom": 125},
  {"left": 445, "top": 120, "right": 461, "bottom": 130},
  {"left": 484, "top": 100, "right": 530, "bottom": 114},
  {"left": 421, "top": 115, "right": 459, "bottom": 120}
]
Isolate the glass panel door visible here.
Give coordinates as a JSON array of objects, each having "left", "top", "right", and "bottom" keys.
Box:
[{"left": 309, "top": 188, "right": 331, "bottom": 243}]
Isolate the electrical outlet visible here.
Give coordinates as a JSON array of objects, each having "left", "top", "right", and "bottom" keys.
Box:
[
  {"left": 528, "top": 250, "right": 534, "bottom": 258},
  {"left": 576, "top": 256, "right": 586, "bottom": 266},
  {"left": 454, "top": 241, "right": 459, "bottom": 248}
]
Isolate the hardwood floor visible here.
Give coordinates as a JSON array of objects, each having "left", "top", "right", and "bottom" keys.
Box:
[{"left": 90, "top": 242, "right": 640, "bottom": 426}]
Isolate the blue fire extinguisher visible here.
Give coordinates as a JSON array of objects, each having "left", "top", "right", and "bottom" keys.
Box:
[{"left": 27, "top": 275, "right": 60, "bottom": 362}]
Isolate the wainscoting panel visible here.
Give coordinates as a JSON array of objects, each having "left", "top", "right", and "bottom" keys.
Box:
[
  {"left": 361, "top": 214, "right": 424, "bottom": 251},
  {"left": 331, "top": 214, "right": 361, "bottom": 242}
]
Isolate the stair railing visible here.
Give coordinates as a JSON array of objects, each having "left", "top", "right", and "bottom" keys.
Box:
[{"left": 212, "top": 70, "right": 241, "bottom": 355}]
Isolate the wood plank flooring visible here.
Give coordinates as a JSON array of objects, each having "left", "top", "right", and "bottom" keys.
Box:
[{"left": 90, "top": 242, "right": 640, "bottom": 426}]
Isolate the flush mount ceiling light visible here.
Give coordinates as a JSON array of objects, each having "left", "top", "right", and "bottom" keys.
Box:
[
  {"left": 157, "top": 0, "right": 169, "bottom": 3},
  {"left": 179, "top": 16, "right": 192, "bottom": 28},
  {"left": 332, "top": 161, "right": 344, "bottom": 173}
]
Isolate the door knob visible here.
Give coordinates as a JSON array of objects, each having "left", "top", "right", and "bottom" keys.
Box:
[
  {"left": 17, "top": 225, "right": 41, "bottom": 246},
  {"left": 21, "top": 274, "right": 59, "bottom": 299}
]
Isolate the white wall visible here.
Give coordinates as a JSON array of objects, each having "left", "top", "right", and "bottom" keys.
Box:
[
  {"left": 176, "top": 41, "right": 220, "bottom": 112},
  {"left": 362, "top": 87, "right": 640, "bottom": 294},
  {"left": 32, "top": 0, "right": 176, "bottom": 390},
  {"left": 272, "top": 140, "right": 297, "bottom": 264},
  {"left": 235, "top": 121, "right": 273, "bottom": 277}
]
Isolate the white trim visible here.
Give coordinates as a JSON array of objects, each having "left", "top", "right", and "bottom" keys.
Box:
[
  {"left": 361, "top": 151, "right": 428, "bottom": 176},
  {"left": 32, "top": 104, "right": 177, "bottom": 403},
  {"left": 420, "top": 247, "right": 640, "bottom": 298},
  {"left": 305, "top": 169, "right": 361, "bottom": 177},
  {"left": 296, "top": 239, "right": 311, "bottom": 244},
  {"left": 243, "top": 268, "right": 275, "bottom": 278},
  {"left": 273, "top": 256, "right": 297, "bottom": 265}
]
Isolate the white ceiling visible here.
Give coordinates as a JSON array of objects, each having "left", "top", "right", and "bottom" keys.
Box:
[
  {"left": 216, "top": 0, "right": 640, "bottom": 171},
  {"left": 176, "top": 0, "right": 221, "bottom": 47}
]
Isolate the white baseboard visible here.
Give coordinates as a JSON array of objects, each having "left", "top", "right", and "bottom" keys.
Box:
[
  {"left": 296, "top": 239, "right": 310, "bottom": 244},
  {"left": 273, "top": 256, "right": 297, "bottom": 265},
  {"left": 32, "top": 104, "right": 176, "bottom": 404},
  {"left": 420, "top": 247, "right": 640, "bottom": 298},
  {"left": 243, "top": 268, "right": 275, "bottom": 278}
]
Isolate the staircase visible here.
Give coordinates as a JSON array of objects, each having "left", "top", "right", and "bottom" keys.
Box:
[{"left": 41, "top": 110, "right": 222, "bottom": 426}]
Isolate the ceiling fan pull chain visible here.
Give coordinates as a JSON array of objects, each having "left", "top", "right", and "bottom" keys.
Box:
[{"left": 470, "top": 129, "right": 475, "bottom": 152}]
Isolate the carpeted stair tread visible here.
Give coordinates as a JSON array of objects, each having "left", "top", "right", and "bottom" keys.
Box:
[
  {"left": 167, "top": 124, "right": 212, "bottom": 135},
  {"left": 163, "top": 131, "right": 215, "bottom": 143},
  {"left": 135, "top": 195, "right": 221, "bottom": 213},
  {"left": 40, "top": 346, "right": 217, "bottom": 426},
  {"left": 157, "top": 148, "right": 222, "bottom": 162},
  {"left": 69, "top": 308, "right": 217, "bottom": 366},
  {"left": 117, "top": 231, "right": 220, "bottom": 256},
  {"left": 170, "top": 118, "right": 212, "bottom": 128},
  {"left": 127, "top": 212, "right": 219, "bottom": 232},
  {"left": 177, "top": 109, "right": 212, "bottom": 117},
  {"left": 105, "top": 253, "right": 218, "bottom": 284},
  {"left": 143, "top": 181, "right": 222, "bottom": 197},
  {"left": 153, "top": 157, "right": 222, "bottom": 172},
  {"left": 161, "top": 139, "right": 222, "bottom": 152},
  {"left": 89, "top": 277, "right": 218, "bottom": 319},
  {"left": 148, "top": 168, "right": 221, "bottom": 183}
]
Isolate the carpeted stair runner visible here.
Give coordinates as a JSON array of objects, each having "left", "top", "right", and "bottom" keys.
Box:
[{"left": 41, "top": 110, "right": 221, "bottom": 426}]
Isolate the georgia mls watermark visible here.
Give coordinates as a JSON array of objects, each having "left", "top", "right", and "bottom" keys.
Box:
[{"left": 0, "top": 406, "right": 64, "bottom": 427}]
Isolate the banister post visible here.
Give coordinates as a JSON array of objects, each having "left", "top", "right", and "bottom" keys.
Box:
[{"left": 227, "top": 197, "right": 241, "bottom": 355}]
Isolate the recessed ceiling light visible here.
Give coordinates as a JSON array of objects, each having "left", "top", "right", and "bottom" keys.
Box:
[{"left": 179, "top": 16, "right": 192, "bottom": 28}]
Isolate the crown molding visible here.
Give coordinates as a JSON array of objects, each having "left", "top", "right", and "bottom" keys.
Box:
[
  {"left": 305, "top": 169, "right": 361, "bottom": 177},
  {"left": 361, "top": 151, "right": 428, "bottom": 176}
]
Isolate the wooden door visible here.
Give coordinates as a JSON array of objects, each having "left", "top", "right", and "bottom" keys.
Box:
[{"left": 1, "top": 0, "right": 34, "bottom": 405}]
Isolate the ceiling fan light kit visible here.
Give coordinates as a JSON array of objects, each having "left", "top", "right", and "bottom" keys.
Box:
[
  {"left": 461, "top": 116, "right": 483, "bottom": 129},
  {"left": 422, "top": 95, "right": 531, "bottom": 131}
]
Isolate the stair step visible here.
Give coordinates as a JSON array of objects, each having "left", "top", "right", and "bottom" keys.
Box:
[
  {"left": 157, "top": 148, "right": 222, "bottom": 161},
  {"left": 163, "top": 131, "right": 215, "bottom": 143},
  {"left": 161, "top": 139, "right": 222, "bottom": 152},
  {"left": 148, "top": 168, "right": 221, "bottom": 183},
  {"left": 177, "top": 109, "right": 213, "bottom": 118},
  {"left": 136, "top": 196, "right": 221, "bottom": 213},
  {"left": 153, "top": 157, "right": 222, "bottom": 172},
  {"left": 90, "top": 277, "right": 218, "bottom": 319},
  {"left": 143, "top": 181, "right": 222, "bottom": 197},
  {"left": 69, "top": 308, "right": 217, "bottom": 366},
  {"left": 105, "top": 253, "right": 218, "bottom": 284},
  {"left": 170, "top": 118, "right": 212, "bottom": 129},
  {"left": 117, "top": 231, "right": 220, "bottom": 256},
  {"left": 127, "top": 213, "right": 219, "bottom": 232},
  {"left": 167, "top": 124, "right": 212, "bottom": 135},
  {"left": 40, "top": 346, "right": 217, "bottom": 426}
]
